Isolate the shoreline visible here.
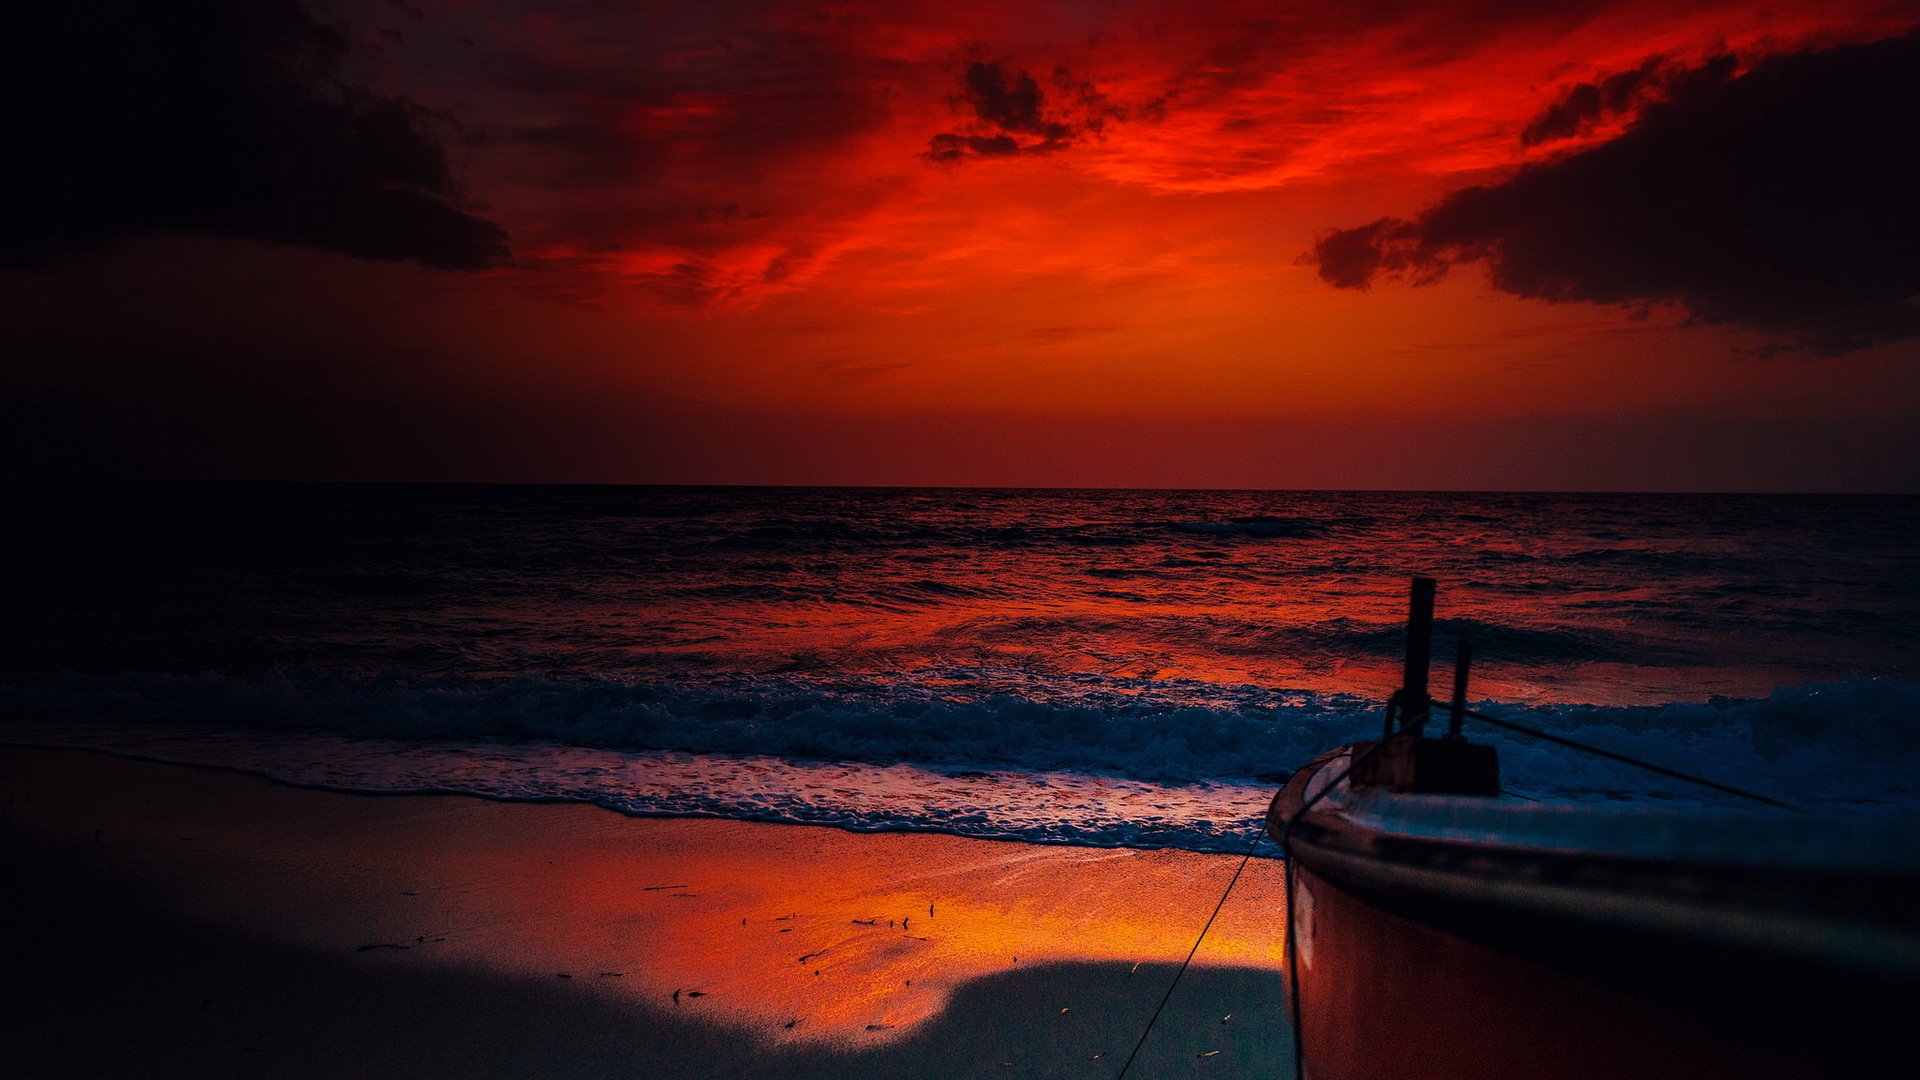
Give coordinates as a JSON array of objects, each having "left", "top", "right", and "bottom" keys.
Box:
[
  {"left": 0, "top": 730, "right": 1284, "bottom": 857},
  {"left": 1, "top": 746, "right": 1292, "bottom": 1078}
]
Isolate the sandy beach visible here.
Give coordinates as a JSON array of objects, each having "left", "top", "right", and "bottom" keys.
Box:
[{"left": 1, "top": 746, "right": 1291, "bottom": 1078}]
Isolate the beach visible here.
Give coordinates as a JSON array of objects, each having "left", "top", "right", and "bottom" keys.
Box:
[
  {"left": 9, "top": 0, "right": 1920, "bottom": 1070},
  {"left": 5, "top": 486, "right": 1917, "bottom": 1078},
  {"left": 2, "top": 746, "right": 1291, "bottom": 1078}
]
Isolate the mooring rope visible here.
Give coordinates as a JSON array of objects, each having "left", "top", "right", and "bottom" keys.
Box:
[
  {"left": 1458, "top": 705, "right": 1803, "bottom": 812},
  {"left": 1117, "top": 686, "right": 1803, "bottom": 1080},
  {"left": 1113, "top": 827, "right": 1266, "bottom": 1080}
]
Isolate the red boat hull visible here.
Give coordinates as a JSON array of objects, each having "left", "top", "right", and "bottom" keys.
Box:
[
  {"left": 1275, "top": 749, "right": 1920, "bottom": 1080},
  {"left": 1289, "top": 859, "right": 1854, "bottom": 1080}
]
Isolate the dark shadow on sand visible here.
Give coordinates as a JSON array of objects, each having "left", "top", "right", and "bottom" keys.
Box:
[{"left": 2, "top": 840, "right": 1292, "bottom": 1079}]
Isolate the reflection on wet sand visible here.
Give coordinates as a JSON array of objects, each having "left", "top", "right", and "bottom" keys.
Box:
[
  {"left": 4, "top": 747, "right": 1290, "bottom": 1073},
  {"left": 547, "top": 819, "right": 1287, "bottom": 1042}
]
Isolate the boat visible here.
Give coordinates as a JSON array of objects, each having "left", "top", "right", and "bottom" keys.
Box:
[{"left": 1268, "top": 578, "right": 1920, "bottom": 1080}]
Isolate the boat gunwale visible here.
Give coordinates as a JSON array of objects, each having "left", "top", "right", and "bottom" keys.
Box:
[{"left": 1271, "top": 748, "right": 1920, "bottom": 982}]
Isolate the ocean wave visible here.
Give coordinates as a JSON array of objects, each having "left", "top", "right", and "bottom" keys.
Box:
[
  {"left": 4, "top": 671, "right": 1917, "bottom": 813},
  {"left": 1173, "top": 515, "right": 1323, "bottom": 538},
  {"left": 1301, "top": 616, "right": 1664, "bottom": 664},
  {"left": 685, "top": 513, "right": 1345, "bottom": 554},
  {"left": 0, "top": 670, "right": 1336, "bottom": 785},
  {"left": 940, "top": 613, "right": 1660, "bottom": 665}
]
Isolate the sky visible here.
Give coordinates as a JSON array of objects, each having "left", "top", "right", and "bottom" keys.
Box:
[{"left": 4, "top": 0, "right": 1919, "bottom": 490}]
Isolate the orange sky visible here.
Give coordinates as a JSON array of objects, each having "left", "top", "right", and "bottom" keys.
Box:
[{"left": 5, "top": 0, "right": 1919, "bottom": 488}]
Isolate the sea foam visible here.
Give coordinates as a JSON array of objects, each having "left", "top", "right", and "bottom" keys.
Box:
[{"left": 6, "top": 672, "right": 1916, "bottom": 854}]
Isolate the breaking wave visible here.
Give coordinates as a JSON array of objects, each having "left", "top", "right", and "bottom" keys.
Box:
[{"left": 5, "top": 671, "right": 1917, "bottom": 855}]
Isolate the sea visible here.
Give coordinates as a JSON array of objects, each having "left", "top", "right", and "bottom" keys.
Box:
[{"left": 4, "top": 484, "right": 1918, "bottom": 854}]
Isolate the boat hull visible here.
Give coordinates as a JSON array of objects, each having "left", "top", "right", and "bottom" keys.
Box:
[
  {"left": 1288, "top": 858, "right": 1860, "bottom": 1080},
  {"left": 1276, "top": 751, "right": 1920, "bottom": 1080}
]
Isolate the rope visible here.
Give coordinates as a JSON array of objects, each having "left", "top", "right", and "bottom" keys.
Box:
[
  {"left": 1113, "top": 825, "right": 1267, "bottom": 1080},
  {"left": 1459, "top": 706, "right": 1802, "bottom": 812}
]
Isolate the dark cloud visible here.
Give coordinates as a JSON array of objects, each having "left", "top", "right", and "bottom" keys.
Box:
[
  {"left": 1309, "top": 33, "right": 1920, "bottom": 354},
  {"left": 694, "top": 203, "right": 769, "bottom": 225},
  {"left": 462, "top": 17, "right": 900, "bottom": 292},
  {"left": 924, "top": 133, "right": 1022, "bottom": 164},
  {"left": 965, "top": 62, "right": 1073, "bottom": 142},
  {"left": 1306, "top": 218, "right": 1428, "bottom": 290},
  {"left": 924, "top": 61, "right": 1081, "bottom": 163},
  {"left": 1520, "top": 53, "right": 1736, "bottom": 147},
  {"left": 1, "top": 1, "right": 507, "bottom": 270}
]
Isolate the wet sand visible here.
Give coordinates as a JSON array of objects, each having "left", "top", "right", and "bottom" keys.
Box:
[{"left": 0, "top": 746, "right": 1291, "bottom": 1078}]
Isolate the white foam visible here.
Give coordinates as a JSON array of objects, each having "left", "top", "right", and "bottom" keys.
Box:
[
  {"left": 4, "top": 722, "right": 1285, "bottom": 854},
  {"left": 4, "top": 672, "right": 1917, "bottom": 852}
]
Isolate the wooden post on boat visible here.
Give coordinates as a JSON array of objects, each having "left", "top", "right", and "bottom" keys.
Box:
[
  {"left": 1353, "top": 577, "right": 1500, "bottom": 795},
  {"left": 1402, "top": 576, "right": 1436, "bottom": 731},
  {"left": 1449, "top": 638, "right": 1473, "bottom": 740}
]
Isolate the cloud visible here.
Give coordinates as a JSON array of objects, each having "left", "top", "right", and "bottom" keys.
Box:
[
  {"left": 443, "top": 5, "right": 914, "bottom": 309},
  {"left": 963, "top": 62, "right": 1076, "bottom": 142},
  {"left": 1519, "top": 52, "right": 1737, "bottom": 147},
  {"left": 2, "top": 1, "right": 507, "bottom": 270},
  {"left": 924, "top": 133, "right": 1024, "bottom": 164},
  {"left": 1305, "top": 218, "right": 1428, "bottom": 291},
  {"left": 924, "top": 61, "right": 1086, "bottom": 163},
  {"left": 1307, "top": 32, "right": 1920, "bottom": 353},
  {"left": 300, "top": 0, "right": 1913, "bottom": 309}
]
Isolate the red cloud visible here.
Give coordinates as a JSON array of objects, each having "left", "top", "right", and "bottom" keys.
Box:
[{"left": 346, "top": 0, "right": 1920, "bottom": 310}]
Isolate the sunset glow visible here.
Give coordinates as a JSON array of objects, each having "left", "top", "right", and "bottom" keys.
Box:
[
  {"left": 7, "top": 9, "right": 1920, "bottom": 1076},
  {"left": 4, "top": 0, "right": 1917, "bottom": 487}
]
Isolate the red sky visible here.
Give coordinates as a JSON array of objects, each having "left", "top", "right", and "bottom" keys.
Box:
[{"left": 5, "top": 0, "right": 1920, "bottom": 488}]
